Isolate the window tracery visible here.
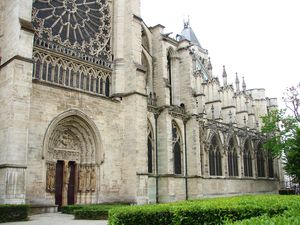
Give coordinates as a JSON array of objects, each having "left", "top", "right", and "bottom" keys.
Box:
[
  {"left": 33, "top": 50, "right": 111, "bottom": 96},
  {"left": 256, "top": 143, "right": 266, "bottom": 177},
  {"left": 268, "top": 151, "right": 274, "bottom": 178},
  {"left": 209, "top": 135, "right": 222, "bottom": 176},
  {"left": 32, "top": 0, "right": 112, "bottom": 97},
  {"left": 32, "top": 0, "right": 112, "bottom": 60},
  {"left": 243, "top": 140, "right": 253, "bottom": 177},
  {"left": 172, "top": 121, "right": 182, "bottom": 175},
  {"left": 228, "top": 138, "right": 238, "bottom": 177},
  {"left": 147, "top": 122, "right": 155, "bottom": 174}
]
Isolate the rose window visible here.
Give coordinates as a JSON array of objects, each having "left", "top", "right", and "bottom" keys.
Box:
[{"left": 32, "top": 0, "right": 112, "bottom": 60}]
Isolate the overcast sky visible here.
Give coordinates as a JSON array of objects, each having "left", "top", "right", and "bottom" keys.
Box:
[{"left": 141, "top": 0, "right": 300, "bottom": 108}]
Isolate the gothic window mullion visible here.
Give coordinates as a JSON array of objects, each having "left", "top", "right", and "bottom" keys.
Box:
[
  {"left": 62, "top": 68, "right": 66, "bottom": 85},
  {"left": 42, "top": 61, "right": 47, "bottom": 80}
]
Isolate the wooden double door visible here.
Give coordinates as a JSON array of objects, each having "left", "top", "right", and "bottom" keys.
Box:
[{"left": 55, "top": 160, "right": 76, "bottom": 206}]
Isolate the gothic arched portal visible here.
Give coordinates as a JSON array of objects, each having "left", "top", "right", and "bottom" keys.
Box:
[{"left": 43, "top": 110, "right": 102, "bottom": 206}]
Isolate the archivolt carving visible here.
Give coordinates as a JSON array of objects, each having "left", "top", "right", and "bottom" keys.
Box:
[{"left": 46, "top": 115, "right": 98, "bottom": 164}]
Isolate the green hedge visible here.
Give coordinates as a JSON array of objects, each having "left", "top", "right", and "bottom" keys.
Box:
[
  {"left": 0, "top": 204, "right": 29, "bottom": 223},
  {"left": 279, "top": 189, "right": 296, "bottom": 195},
  {"left": 228, "top": 208, "right": 300, "bottom": 225},
  {"left": 61, "top": 204, "right": 127, "bottom": 220},
  {"left": 108, "top": 195, "right": 300, "bottom": 225},
  {"left": 75, "top": 208, "right": 113, "bottom": 220}
]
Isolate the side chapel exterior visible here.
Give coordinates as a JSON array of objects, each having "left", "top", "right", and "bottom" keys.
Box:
[{"left": 0, "top": 0, "right": 282, "bottom": 206}]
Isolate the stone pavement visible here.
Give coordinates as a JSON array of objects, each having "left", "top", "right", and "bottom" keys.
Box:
[{"left": 3, "top": 213, "right": 108, "bottom": 225}]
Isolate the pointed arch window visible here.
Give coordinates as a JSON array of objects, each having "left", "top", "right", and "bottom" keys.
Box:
[
  {"left": 167, "top": 52, "right": 173, "bottom": 105},
  {"left": 172, "top": 121, "right": 182, "bottom": 175},
  {"left": 147, "top": 122, "right": 155, "bottom": 174},
  {"left": 256, "top": 144, "right": 266, "bottom": 177},
  {"left": 228, "top": 138, "right": 239, "bottom": 177},
  {"left": 243, "top": 140, "right": 253, "bottom": 177},
  {"left": 209, "top": 135, "right": 222, "bottom": 176},
  {"left": 105, "top": 77, "right": 110, "bottom": 97},
  {"left": 268, "top": 151, "right": 274, "bottom": 178}
]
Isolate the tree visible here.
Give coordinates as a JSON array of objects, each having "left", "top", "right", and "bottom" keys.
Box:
[
  {"left": 261, "top": 109, "right": 297, "bottom": 157},
  {"left": 283, "top": 82, "right": 300, "bottom": 122},
  {"left": 285, "top": 128, "right": 300, "bottom": 185},
  {"left": 261, "top": 108, "right": 300, "bottom": 185}
]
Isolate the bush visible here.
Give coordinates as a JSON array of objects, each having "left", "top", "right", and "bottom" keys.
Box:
[
  {"left": 0, "top": 204, "right": 29, "bottom": 223},
  {"left": 62, "top": 204, "right": 127, "bottom": 220},
  {"left": 61, "top": 205, "right": 85, "bottom": 214},
  {"left": 227, "top": 208, "right": 300, "bottom": 225},
  {"left": 279, "top": 189, "right": 296, "bottom": 195},
  {"left": 75, "top": 208, "right": 114, "bottom": 220},
  {"left": 108, "top": 195, "right": 300, "bottom": 225}
]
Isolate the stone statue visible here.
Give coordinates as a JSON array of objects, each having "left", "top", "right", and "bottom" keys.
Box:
[
  {"left": 64, "top": 162, "right": 70, "bottom": 190},
  {"left": 46, "top": 163, "right": 55, "bottom": 192},
  {"left": 78, "top": 166, "right": 85, "bottom": 192},
  {"left": 90, "top": 167, "right": 96, "bottom": 192},
  {"left": 86, "top": 166, "right": 91, "bottom": 192}
]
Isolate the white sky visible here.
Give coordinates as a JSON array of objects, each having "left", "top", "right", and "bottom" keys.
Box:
[{"left": 141, "top": 0, "right": 300, "bottom": 108}]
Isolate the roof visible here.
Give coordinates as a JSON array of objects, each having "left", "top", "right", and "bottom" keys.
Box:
[{"left": 179, "top": 21, "right": 202, "bottom": 47}]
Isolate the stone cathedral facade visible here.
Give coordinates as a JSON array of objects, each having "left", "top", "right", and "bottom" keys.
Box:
[{"left": 0, "top": 0, "right": 281, "bottom": 206}]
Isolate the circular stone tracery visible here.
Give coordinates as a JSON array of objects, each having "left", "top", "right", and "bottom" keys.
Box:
[
  {"left": 32, "top": 0, "right": 111, "bottom": 59},
  {"left": 64, "top": 0, "right": 77, "bottom": 13}
]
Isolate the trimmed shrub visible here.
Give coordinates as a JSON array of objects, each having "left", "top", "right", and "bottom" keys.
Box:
[
  {"left": 227, "top": 208, "right": 300, "bottom": 225},
  {"left": 61, "top": 205, "right": 85, "bottom": 214},
  {"left": 109, "top": 205, "right": 174, "bottom": 225},
  {"left": 62, "top": 204, "right": 128, "bottom": 220},
  {"left": 279, "top": 189, "right": 296, "bottom": 195},
  {"left": 0, "top": 204, "right": 29, "bottom": 223},
  {"left": 108, "top": 195, "right": 300, "bottom": 225}
]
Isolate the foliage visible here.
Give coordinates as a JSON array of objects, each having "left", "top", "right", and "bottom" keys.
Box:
[
  {"left": 261, "top": 109, "right": 298, "bottom": 157},
  {"left": 61, "top": 204, "right": 127, "bottom": 220},
  {"left": 283, "top": 82, "right": 300, "bottom": 122},
  {"left": 285, "top": 128, "right": 300, "bottom": 184},
  {"left": 0, "top": 204, "right": 29, "bottom": 223},
  {"left": 278, "top": 189, "right": 296, "bottom": 195},
  {"left": 227, "top": 207, "right": 300, "bottom": 225},
  {"left": 75, "top": 208, "right": 111, "bottom": 220},
  {"left": 108, "top": 195, "right": 300, "bottom": 225}
]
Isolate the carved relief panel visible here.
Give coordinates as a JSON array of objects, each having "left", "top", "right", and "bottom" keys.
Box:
[
  {"left": 78, "top": 164, "right": 96, "bottom": 193},
  {"left": 48, "top": 130, "right": 81, "bottom": 162}
]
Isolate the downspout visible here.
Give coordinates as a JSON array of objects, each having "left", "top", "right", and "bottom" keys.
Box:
[
  {"left": 155, "top": 113, "right": 159, "bottom": 203},
  {"left": 184, "top": 120, "right": 188, "bottom": 200}
]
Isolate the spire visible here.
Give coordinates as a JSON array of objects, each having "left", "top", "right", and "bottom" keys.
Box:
[
  {"left": 242, "top": 76, "right": 246, "bottom": 91},
  {"left": 208, "top": 57, "right": 213, "bottom": 70},
  {"left": 179, "top": 19, "right": 202, "bottom": 47},
  {"left": 235, "top": 72, "right": 240, "bottom": 92},
  {"left": 183, "top": 16, "right": 190, "bottom": 29},
  {"left": 207, "top": 57, "right": 213, "bottom": 78},
  {"left": 222, "top": 65, "right": 227, "bottom": 86}
]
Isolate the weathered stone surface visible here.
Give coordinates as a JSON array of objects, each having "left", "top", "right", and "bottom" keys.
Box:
[{"left": 0, "top": 0, "right": 282, "bottom": 205}]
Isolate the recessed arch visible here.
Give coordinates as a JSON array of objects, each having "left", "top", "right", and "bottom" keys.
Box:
[
  {"left": 208, "top": 133, "right": 222, "bottom": 176},
  {"left": 256, "top": 142, "right": 266, "bottom": 177},
  {"left": 172, "top": 120, "right": 183, "bottom": 175},
  {"left": 227, "top": 136, "right": 239, "bottom": 177},
  {"left": 42, "top": 109, "right": 102, "bottom": 164},
  {"left": 43, "top": 109, "right": 102, "bottom": 206},
  {"left": 147, "top": 120, "right": 155, "bottom": 173},
  {"left": 243, "top": 139, "right": 253, "bottom": 177}
]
